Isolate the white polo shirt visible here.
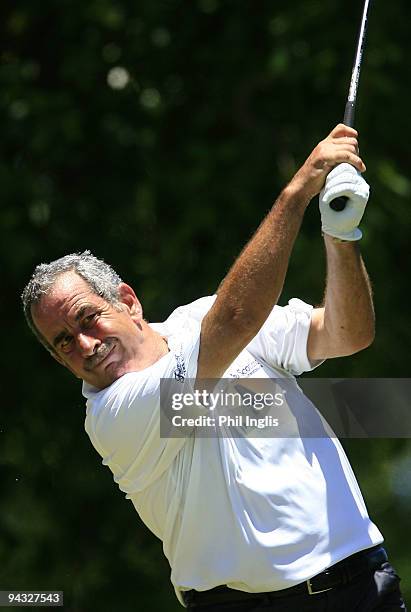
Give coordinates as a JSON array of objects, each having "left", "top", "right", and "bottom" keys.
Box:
[{"left": 83, "top": 296, "right": 383, "bottom": 606}]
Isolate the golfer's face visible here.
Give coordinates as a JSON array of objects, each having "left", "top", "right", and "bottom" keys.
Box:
[{"left": 31, "top": 271, "right": 144, "bottom": 389}]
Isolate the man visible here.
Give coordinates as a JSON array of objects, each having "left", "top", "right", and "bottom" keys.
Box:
[{"left": 22, "top": 125, "right": 407, "bottom": 610}]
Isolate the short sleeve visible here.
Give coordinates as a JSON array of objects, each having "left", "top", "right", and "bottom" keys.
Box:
[{"left": 246, "top": 298, "right": 322, "bottom": 375}]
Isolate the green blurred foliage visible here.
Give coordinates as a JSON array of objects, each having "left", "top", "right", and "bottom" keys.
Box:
[{"left": 1, "top": 0, "right": 410, "bottom": 609}]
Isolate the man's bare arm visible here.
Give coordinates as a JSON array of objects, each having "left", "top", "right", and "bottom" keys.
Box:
[
  {"left": 307, "top": 236, "right": 375, "bottom": 361},
  {"left": 197, "top": 124, "right": 365, "bottom": 379}
]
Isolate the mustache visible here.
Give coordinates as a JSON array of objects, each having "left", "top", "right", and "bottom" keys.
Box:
[{"left": 84, "top": 338, "right": 116, "bottom": 371}]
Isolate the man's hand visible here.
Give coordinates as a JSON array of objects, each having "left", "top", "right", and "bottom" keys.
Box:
[
  {"left": 288, "top": 124, "right": 366, "bottom": 202},
  {"left": 319, "top": 163, "right": 370, "bottom": 241}
]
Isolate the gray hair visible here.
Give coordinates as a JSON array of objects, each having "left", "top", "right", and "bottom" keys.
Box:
[{"left": 21, "top": 251, "right": 123, "bottom": 354}]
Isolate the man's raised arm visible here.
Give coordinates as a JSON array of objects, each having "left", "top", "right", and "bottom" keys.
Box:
[{"left": 197, "top": 124, "right": 366, "bottom": 379}]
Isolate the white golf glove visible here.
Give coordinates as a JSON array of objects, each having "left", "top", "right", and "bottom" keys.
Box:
[{"left": 319, "top": 163, "right": 370, "bottom": 241}]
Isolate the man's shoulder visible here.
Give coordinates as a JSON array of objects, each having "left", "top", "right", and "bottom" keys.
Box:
[
  {"left": 150, "top": 295, "right": 217, "bottom": 362},
  {"left": 163, "top": 295, "right": 217, "bottom": 326},
  {"left": 84, "top": 371, "right": 160, "bottom": 409}
]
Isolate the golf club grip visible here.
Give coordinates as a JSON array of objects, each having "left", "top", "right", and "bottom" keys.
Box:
[
  {"left": 329, "top": 102, "right": 356, "bottom": 211},
  {"left": 343, "top": 100, "right": 356, "bottom": 128}
]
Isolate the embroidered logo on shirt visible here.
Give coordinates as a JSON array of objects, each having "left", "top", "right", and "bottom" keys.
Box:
[
  {"left": 228, "top": 358, "right": 263, "bottom": 378},
  {"left": 174, "top": 352, "right": 187, "bottom": 382}
]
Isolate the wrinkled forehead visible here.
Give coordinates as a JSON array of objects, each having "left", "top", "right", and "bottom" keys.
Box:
[{"left": 32, "top": 271, "right": 100, "bottom": 330}]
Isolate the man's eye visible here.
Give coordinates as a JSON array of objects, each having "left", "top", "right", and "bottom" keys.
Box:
[
  {"left": 83, "top": 313, "right": 97, "bottom": 326},
  {"left": 60, "top": 336, "right": 73, "bottom": 351}
]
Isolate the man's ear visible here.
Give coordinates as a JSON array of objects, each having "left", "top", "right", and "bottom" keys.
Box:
[{"left": 117, "top": 283, "right": 143, "bottom": 321}]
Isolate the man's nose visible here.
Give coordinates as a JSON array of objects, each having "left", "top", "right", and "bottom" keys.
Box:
[{"left": 76, "top": 332, "right": 100, "bottom": 355}]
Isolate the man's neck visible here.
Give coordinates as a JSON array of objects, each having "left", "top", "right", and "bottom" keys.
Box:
[{"left": 136, "top": 326, "right": 170, "bottom": 371}]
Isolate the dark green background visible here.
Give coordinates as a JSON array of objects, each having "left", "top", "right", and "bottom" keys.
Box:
[{"left": 1, "top": 0, "right": 410, "bottom": 609}]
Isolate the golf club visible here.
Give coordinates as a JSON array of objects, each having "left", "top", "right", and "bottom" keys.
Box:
[{"left": 329, "top": 0, "right": 373, "bottom": 211}]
